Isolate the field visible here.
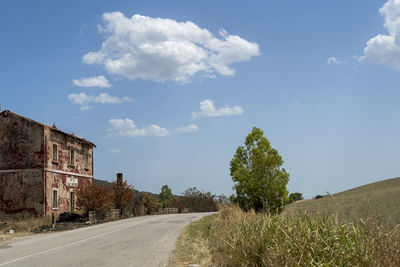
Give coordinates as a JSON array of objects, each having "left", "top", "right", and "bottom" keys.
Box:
[
  {"left": 286, "top": 177, "right": 400, "bottom": 227},
  {"left": 170, "top": 177, "right": 400, "bottom": 266}
]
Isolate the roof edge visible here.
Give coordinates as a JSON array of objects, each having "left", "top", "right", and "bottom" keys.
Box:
[{"left": 0, "top": 110, "right": 96, "bottom": 147}]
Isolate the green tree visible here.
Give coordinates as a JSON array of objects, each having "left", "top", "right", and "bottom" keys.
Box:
[
  {"left": 289, "top": 192, "right": 303, "bottom": 203},
  {"left": 134, "top": 192, "right": 161, "bottom": 216},
  {"left": 159, "top": 185, "right": 173, "bottom": 208},
  {"left": 230, "top": 127, "right": 290, "bottom": 213}
]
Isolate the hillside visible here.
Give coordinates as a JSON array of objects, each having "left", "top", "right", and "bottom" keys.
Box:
[
  {"left": 94, "top": 179, "right": 158, "bottom": 199},
  {"left": 285, "top": 177, "right": 400, "bottom": 227}
]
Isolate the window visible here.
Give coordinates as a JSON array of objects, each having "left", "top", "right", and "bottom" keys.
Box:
[
  {"left": 70, "top": 149, "right": 75, "bottom": 166},
  {"left": 70, "top": 191, "right": 75, "bottom": 211},
  {"left": 52, "top": 189, "right": 58, "bottom": 209},
  {"left": 52, "top": 144, "right": 58, "bottom": 162},
  {"left": 84, "top": 149, "right": 89, "bottom": 169}
]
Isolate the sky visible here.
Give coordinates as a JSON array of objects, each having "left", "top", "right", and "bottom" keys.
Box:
[{"left": 1, "top": 0, "right": 400, "bottom": 198}]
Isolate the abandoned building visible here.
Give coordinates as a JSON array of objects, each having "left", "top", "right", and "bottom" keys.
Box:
[{"left": 0, "top": 109, "right": 95, "bottom": 216}]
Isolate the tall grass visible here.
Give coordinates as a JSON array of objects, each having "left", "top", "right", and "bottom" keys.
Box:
[
  {"left": 285, "top": 177, "right": 400, "bottom": 227},
  {"left": 0, "top": 212, "right": 52, "bottom": 234},
  {"left": 171, "top": 205, "right": 400, "bottom": 266}
]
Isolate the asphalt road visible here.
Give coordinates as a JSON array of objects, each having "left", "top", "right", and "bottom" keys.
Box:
[{"left": 0, "top": 213, "right": 213, "bottom": 267}]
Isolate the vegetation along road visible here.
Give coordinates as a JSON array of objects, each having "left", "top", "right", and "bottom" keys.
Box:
[{"left": 0, "top": 213, "right": 213, "bottom": 267}]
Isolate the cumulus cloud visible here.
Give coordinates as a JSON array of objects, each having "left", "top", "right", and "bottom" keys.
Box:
[
  {"left": 327, "top": 56, "right": 341, "bottom": 65},
  {"left": 192, "top": 99, "right": 243, "bottom": 119},
  {"left": 359, "top": 0, "right": 400, "bottom": 70},
  {"left": 108, "top": 119, "right": 148, "bottom": 137},
  {"left": 73, "top": 76, "right": 111, "bottom": 88},
  {"left": 108, "top": 119, "right": 198, "bottom": 138},
  {"left": 82, "top": 12, "right": 260, "bottom": 83},
  {"left": 68, "top": 92, "right": 134, "bottom": 110},
  {"left": 174, "top": 124, "right": 199, "bottom": 133},
  {"left": 147, "top": 124, "right": 170, "bottom": 137}
]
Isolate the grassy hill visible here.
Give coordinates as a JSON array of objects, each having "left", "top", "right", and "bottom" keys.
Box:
[{"left": 285, "top": 177, "right": 400, "bottom": 227}]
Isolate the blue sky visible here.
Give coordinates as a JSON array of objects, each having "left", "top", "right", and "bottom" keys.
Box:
[{"left": 1, "top": 0, "right": 400, "bottom": 198}]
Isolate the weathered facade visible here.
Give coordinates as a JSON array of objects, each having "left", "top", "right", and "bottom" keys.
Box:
[{"left": 0, "top": 110, "right": 95, "bottom": 216}]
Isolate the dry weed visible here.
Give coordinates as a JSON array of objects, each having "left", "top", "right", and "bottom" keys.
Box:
[{"left": 172, "top": 205, "right": 400, "bottom": 266}]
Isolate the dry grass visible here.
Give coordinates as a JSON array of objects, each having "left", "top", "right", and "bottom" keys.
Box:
[
  {"left": 169, "top": 214, "right": 214, "bottom": 267},
  {"left": 0, "top": 212, "right": 52, "bottom": 243},
  {"left": 171, "top": 205, "right": 400, "bottom": 267},
  {"left": 286, "top": 177, "right": 400, "bottom": 227}
]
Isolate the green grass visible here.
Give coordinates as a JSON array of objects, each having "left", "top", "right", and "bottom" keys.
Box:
[{"left": 286, "top": 177, "right": 400, "bottom": 227}]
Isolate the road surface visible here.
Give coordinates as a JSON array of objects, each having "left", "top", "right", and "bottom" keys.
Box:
[{"left": 0, "top": 213, "right": 213, "bottom": 267}]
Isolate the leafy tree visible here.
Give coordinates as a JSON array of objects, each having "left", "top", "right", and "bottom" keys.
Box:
[
  {"left": 159, "top": 185, "right": 173, "bottom": 208},
  {"left": 230, "top": 127, "right": 290, "bottom": 213},
  {"left": 289, "top": 192, "right": 303, "bottom": 203},
  {"left": 216, "top": 194, "right": 230, "bottom": 205},
  {"left": 111, "top": 175, "right": 135, "bottom": 216},
  {"left": 133, "top": 192, "right": 161, "bottom": 216},
  {"left": 77, "top": 183, "right": 114, "bottom": 216},
  {"left": 182, "top": 187, "right": 217, "bottom": 212}
]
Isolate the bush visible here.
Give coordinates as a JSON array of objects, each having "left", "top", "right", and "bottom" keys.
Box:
[
  {"left": 57, "top": 212, "right": 85, "bottom": 223},
  {"left": 133, "top": 192, "right": 161, "bottom": 216},
  {"left": 76, "top": 183, "right": 114, "bottom": 216},
  {"left": 289, "top": 192, "right": 303, "bottom": 203},
  {"left": 111, "top": 175, "right": 134, "bottom": 216},
  {"left": 182, "top": 187, "right": 218, "bottom": 212}
]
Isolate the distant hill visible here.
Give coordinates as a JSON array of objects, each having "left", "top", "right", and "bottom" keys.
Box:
[
  {"left": 285, "top": 177, "right": 400, "bottom": 227},
  {"left": 94, "top": 178, "right": 112, "bottom": 188},
  {"left": 94, "top": 179, "right": 159, "bottom": 199}
]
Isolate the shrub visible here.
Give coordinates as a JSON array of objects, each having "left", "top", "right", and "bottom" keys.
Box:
[
  {"left": 111, "top": 175, "right": 134, "bottom": 216},
  {"left": 76, "top": 183, "right": 114, "bottom": 216},
  {"left": 289, "top": 192, "right": 303, "bottom": 203},
  {"left": 133, "top": 192, "right": 161, "bottom": 216},
  {"left": 182, "top": 187, "right": 217, "bottom": 212}
]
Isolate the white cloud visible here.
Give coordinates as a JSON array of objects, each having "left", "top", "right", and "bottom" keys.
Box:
[
  {"left": 192, "top": 99, "right": 244, "bottom": 119},
  {"left": 82, "top": 12, "right": 260, "bottom": 83},
  {"left": 122, "top": 96, "right": 135, "bottom": 103},
  {"left": 359, "top": 0, "right": 400, "bottom": 70},
  {"left": 68, "top": 93, "right": 93, "bottom": 110},
  {"left": 147, "top": 124, "right": 171, "bottom": 137},
  {"left": 327, "top": 56, "right": 341, "bottom": 65},
  {"left": 73, "top": 76, "right": 111, "bottom": 88},
  {"left": 68, "top": 92, "right": 134, "bottom": 110},
  {"left": 175, "top": 124, "right": 199, "bottom": 133},
  {"left": 108, "top": 119, "right": 148, "bottom": 137},
  {"left": 108, "top": 119, "right": 198, "bottom": 138}
]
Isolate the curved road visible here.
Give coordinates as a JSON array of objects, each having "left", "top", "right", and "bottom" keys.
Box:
[{"left": 0, "top": 213, "right": 213, "bottom": 267}]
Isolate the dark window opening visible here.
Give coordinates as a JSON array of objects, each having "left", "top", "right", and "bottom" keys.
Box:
[
  {"left": 84, "top": 149, "right": 89, "bottom": 169},
  {"left": 70, "top": 149, "right": 75, "bottom": 166},
  {"left": 52, "top": 190, "right": 58, "bottom": 209},
  {"left": 70, "top": 191, "right": 75, "bottom": 211},
  {"left": 52, "top": 144, "right": 58, "bottom": 162}
]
